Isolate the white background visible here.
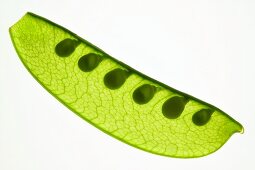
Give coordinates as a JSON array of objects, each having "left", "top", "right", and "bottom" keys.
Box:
[{"left": 0, "top": 0, "right": 255, "bottom": 170}]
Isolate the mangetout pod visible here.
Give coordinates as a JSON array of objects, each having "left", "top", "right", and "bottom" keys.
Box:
[{"left": 9, "top": 12, "right": 243, "bottom": 158}]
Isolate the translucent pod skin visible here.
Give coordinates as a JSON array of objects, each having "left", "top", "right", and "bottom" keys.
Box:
[{"left": 9, "top": 12, "right": 243, "bottom": 158}]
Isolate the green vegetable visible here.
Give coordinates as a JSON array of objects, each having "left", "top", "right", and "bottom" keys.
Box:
[{"left": 9, "top": 12, "right": 243, "bottom": 158}]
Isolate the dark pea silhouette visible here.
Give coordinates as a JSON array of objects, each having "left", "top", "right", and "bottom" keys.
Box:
[
  {"left": 192, "top": 109, "right": 214, "bottom": 126},
  {"left": 133, "top": 84, "right": 156, "bottom": 104},
  {"left": 162, "top": 96, "right": 188, "bottom": 119},
  {"left": 78, "top": 53, "right": 102, "bottom": 72},
  {"left": 104, "top": 68, "right": 130, "bottom": 90},
  {"left": 55, "top": 38, "right": 80, "bottom": 57}
]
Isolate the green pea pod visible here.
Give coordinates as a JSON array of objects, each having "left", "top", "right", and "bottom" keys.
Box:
[{"left": 9, "top": 12, "right": 243, "bottom": 158}]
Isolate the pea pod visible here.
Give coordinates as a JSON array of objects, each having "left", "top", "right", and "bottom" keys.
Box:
[{"left": 9, "top": 12, "right": 243, "bottom": 158}]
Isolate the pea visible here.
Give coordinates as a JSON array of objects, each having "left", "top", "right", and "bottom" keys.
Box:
[{"left": 9, "top": 12, "right": 243, "bottom": 158}]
